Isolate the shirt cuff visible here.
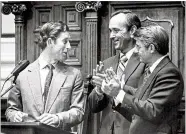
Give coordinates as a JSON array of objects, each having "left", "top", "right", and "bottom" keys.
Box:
[
  {"left": 115, "top": 90, "right": 126, "bottom": 104},
  {"left": 55, "top": 114, "right": 60, "bottom": 128}
]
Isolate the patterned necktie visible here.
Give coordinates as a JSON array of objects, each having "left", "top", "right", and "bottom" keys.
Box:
[
  {"left": 135, "top": 67, "right": 151, "bottom": 97},
  {"left": 43, "top": 64, "right": 54, "bottom": 108},
  {"left": 141, "top": 67, "right": 151, "bottom": 88},
  {"left": 117, "top": 55, "right": 128, "bottom": 80}
]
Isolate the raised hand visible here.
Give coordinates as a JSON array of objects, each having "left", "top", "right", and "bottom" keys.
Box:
[
  {"left": 92, "top": 61, "right": 105, "bottom": 88},
  {"left": 101, "top": 68, "right": 121, "bottom": 97}
]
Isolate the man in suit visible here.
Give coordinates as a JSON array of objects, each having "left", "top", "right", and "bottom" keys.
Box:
[
  {"left": 6, "top": 21, "right": 85, "bottom": 132},
  {"left": 102, "top": 25, "right": 184, "bottom": 134},
  {"left": 88, "top": 10, "right": 146, "bottom": 134}
]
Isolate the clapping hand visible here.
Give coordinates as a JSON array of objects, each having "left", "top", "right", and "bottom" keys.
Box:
[
  {"left": 92, "top": 61, "right": 105, "bottom": 94},
  {"left": 101, "top": 67, "right": 122, "bottom": 97}
]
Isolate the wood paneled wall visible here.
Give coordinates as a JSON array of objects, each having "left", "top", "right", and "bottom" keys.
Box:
[{"left": 1, "top": 1, "right": 185, "bottom": 134}]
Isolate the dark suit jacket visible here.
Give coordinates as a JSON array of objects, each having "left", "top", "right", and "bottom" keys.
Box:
[
  {"left": 88, "top": 53, "right": 146, "bottom": 134},
  {"left": 116, "top": 57, "right": 184, "bottom": 134},
  {"left": 6, "top": 60, "right": 85, "bottom": 131}
]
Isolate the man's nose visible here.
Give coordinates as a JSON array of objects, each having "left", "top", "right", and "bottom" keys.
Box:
[
  {"left": 134, "top": 47, "right": 139, "bottom": 54},
  {"left": 110, "top": 31, "right": 116, "bottom": 39},
  {"left": 66, "top": 41, "right": 71, "bottom": 49}
]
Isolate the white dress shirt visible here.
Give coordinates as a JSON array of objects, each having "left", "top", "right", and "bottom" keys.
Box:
[{"left": 38, "top": 55, "right": 57, "bottom": 101}]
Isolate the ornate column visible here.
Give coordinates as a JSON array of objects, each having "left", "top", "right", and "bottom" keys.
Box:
[
  {"left": 75, "top": 2, "right": 102, "bottom": 134},
  {"left": 76, "top": 1, "right": 102, "bottom": 75},
  {"left": 1, "top": 2, "right": 29, "bottom": 64}
]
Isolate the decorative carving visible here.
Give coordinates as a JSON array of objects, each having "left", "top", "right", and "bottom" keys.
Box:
[
  {"left": 75, "top": 1, "right": 102, "bottom": 12},
  {"left": 181, "top": 1, "right": 185, "bottom": 7},
  {"left": 1, "top": 3, "right": 27, "bottom": 15},
  {"left": 1, "top": 4, "right": 12, "bottom": 15},
  {"left": 141, "top": 16, "right": 174, "bottom": 27}
]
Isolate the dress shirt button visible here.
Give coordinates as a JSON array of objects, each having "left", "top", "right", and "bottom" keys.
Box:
[{"left": 113, "top": 110, "right": 116, "bottom": 113}]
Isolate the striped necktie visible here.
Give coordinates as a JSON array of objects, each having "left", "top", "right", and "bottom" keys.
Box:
[
  {"left": 43, "top": 64, "right": 54, "bottom": 108},
  {"left": 117, "top": 55, "right": 128, "bottom": 80}
]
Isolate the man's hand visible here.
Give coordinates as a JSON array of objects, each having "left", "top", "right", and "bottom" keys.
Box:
[
  {"left": 37, "top": 113, "right": 59, "bottom": 126},
  {"left": 101, "top": 68, "right": 122, "bottom": 97},
  {"left": 92, "top": 61, "right": 105, "bottom": 88},
  {"left": 13, "top": 111, "right": 28, "bottom": 122}
]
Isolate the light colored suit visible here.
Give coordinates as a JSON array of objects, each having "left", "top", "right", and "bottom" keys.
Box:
[
  {"left": 6, "top": 60, "right": 85, "bottom": 131},
  {"left": 115, "top": 57, "right": 184, "bottom": 134},
  {"left": 88, "top": 53, "right": 146, "bottom": 134}
]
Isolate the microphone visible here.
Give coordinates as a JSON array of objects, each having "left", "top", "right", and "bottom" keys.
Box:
[
  {"left": 1, "top": 60, "right": 30, "bottom": 97},
  {"left": 6, "top": 60, "right": 30, "bottom": 81}
]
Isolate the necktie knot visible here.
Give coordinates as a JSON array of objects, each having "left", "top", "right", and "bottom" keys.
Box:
[
  {"left": 145, "top": 67, "right": 151, "bottom": 77},
  {"left": 117, "top": 55, "right": 127, "bottom": 80},
  {"left": 120, "top": 55, "right": 128, "bottom": 63},
  {"left": 47, "top": 64, "right": 54, "bottom": 70}
]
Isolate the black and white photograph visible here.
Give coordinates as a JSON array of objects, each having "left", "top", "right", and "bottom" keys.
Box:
[{"left": 0, "top": 1, "right": 185, "bottom": 134}]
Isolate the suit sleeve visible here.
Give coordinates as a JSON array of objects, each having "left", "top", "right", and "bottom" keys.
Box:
[
  {"left": 5, "top": 78, "right": 23, "bottom": 122},
  {"left": 88, "top": 88, "right": 109, "bottom": 113},
  {"left": 123, "top": 85, "right": 137, "bottom": 96},
  {"left": 56, "top": 70, "right": 85, "bottom": 127},
  {"left": 118, "top": 68, "right": 183, "bottom": 124}
]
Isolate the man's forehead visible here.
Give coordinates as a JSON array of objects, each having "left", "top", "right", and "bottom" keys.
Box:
[
  {"left": 109, "top": 14, "right": 127, "bottom": 28},
  {"left": 59, "top": 31, "right": 70, "bottom": 39}
]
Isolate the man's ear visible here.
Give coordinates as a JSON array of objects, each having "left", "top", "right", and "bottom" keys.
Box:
[
  {"left": 46, "top": 38, "right": 53, "bottom": 47},
  {"left": 150, "top": 44, "right": 156, "bottom": 53},
  {"left": 130, "top": 25, "right": 137, "bottom": 38}
]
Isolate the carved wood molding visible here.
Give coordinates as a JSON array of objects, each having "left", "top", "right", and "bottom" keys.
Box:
[
  {"left": 1, "top": 3, "right": 27, "bottom": 16},
  {"left": 85, "top": 12, "right": 98, "bottom": 75},
  {"left": 75, "top": 1, "right": 102, "bottom": 12},
  {"left": 61, "top": 5, "right": 81, "bottom": 31}
]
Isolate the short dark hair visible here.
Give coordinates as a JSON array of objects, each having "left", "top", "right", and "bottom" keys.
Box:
[
  {"left": 38, "top": 21, "right": 69, "bottom": 50},
  {"left": 134, "top": 25, "right": 169, "bottom": 55},
  {"left": 111, "top": 10, "right": 141, "bottom": 30}
]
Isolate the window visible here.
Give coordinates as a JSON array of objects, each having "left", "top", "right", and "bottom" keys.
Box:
[{"left": 1, "top": 12, "right": 15, "bottom": 97}]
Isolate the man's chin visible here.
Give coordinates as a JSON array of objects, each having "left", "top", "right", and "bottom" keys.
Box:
[{"left": 114, "top": 45, "right": 120, "bottom": 50}]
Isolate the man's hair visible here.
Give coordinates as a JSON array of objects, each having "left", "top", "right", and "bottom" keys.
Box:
[
  {"left": 133, "top": 25, "right": 169, "bottom": 55},
  {"left": 111, "top": 10, "right": 141, "bottom": 30},
  {"left": 38, "top": 21, "right": 69, "bottom": 50}
]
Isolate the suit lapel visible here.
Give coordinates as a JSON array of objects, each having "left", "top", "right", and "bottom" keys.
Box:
[
  {"left": 104, "top": 54, "right": 119, "bottom": 72},
  {"left": 45, "top": 62, "right": 67, "bottom": 113},
  {"left": 138, "top": 57, "right": 170, "bottom": 99},
  {"left": 124, "top": 53, "right": 141, "bottom": 83},
  {"left": 27, "top": 60, "right": 44, "bottom": 114}
]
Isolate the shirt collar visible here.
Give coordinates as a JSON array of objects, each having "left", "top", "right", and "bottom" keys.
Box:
[
  {"left": 149, "top": 55, "right": 167, "bottom": 73},
  {"left": 38, "top": 55, "right": 57, "bottom": 70},
  {"left": 120, "top": 47, "right": 135, "bottom": 60}
]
